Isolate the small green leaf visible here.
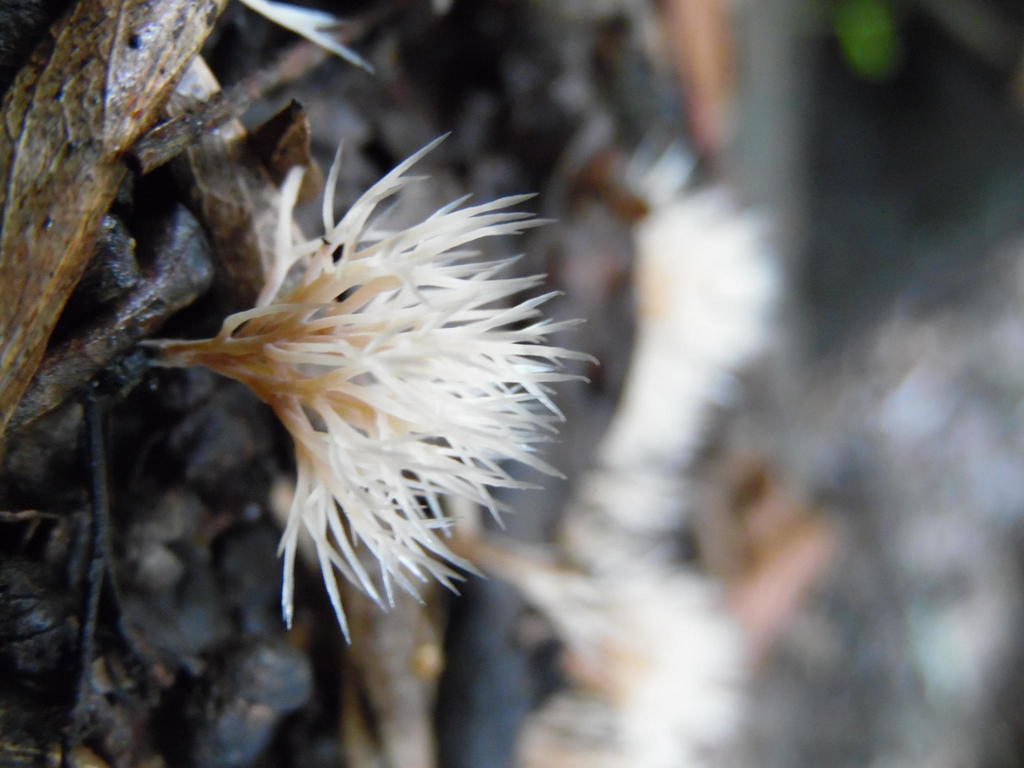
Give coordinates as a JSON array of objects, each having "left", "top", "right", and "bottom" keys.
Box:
[{"left": 834, "top": 0, "right": 900, "bottom": 80}]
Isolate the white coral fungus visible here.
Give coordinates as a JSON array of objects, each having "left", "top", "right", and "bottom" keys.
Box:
[{"left": 151, "top": 137, "right": 585, "bottom": 638}]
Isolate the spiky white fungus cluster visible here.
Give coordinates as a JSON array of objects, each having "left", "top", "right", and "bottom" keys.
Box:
[{"left": 150, "top": 137, "right": 585, "bottom": 638}]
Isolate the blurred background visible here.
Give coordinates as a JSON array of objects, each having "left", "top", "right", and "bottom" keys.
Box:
[{"left": 4, "top": 0, "right": 1024, "bottom": 766}]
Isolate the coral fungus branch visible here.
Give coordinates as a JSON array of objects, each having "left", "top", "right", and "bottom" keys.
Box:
[{"left": 149, "top": 137, "right": 587, "bottom": 638}]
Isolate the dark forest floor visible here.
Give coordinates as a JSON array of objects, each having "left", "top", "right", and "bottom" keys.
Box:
[{"left": 3, "top": 2, "right": 1024, "bottom": 767}]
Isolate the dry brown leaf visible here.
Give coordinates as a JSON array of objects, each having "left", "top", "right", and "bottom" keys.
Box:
[
  {"left": 250, "top": 99, "right": 324, "bottom": 204},
  {"left": 0, "top": 0, "right": 229, "bottom": 437}
]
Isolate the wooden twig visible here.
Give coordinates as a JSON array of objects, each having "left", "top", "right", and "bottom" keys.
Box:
[
  {"left": 0, "top": 509, "right": 58, "bottom": 522},
  {"left": 62, "top": 390, "right": 110, "bottom": 767},
  {"left": 9, "top": 206, "right": 215, "bottom": 431},
  {"left": 128, "top": 40, "right": 328, "bottom": 176}
]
